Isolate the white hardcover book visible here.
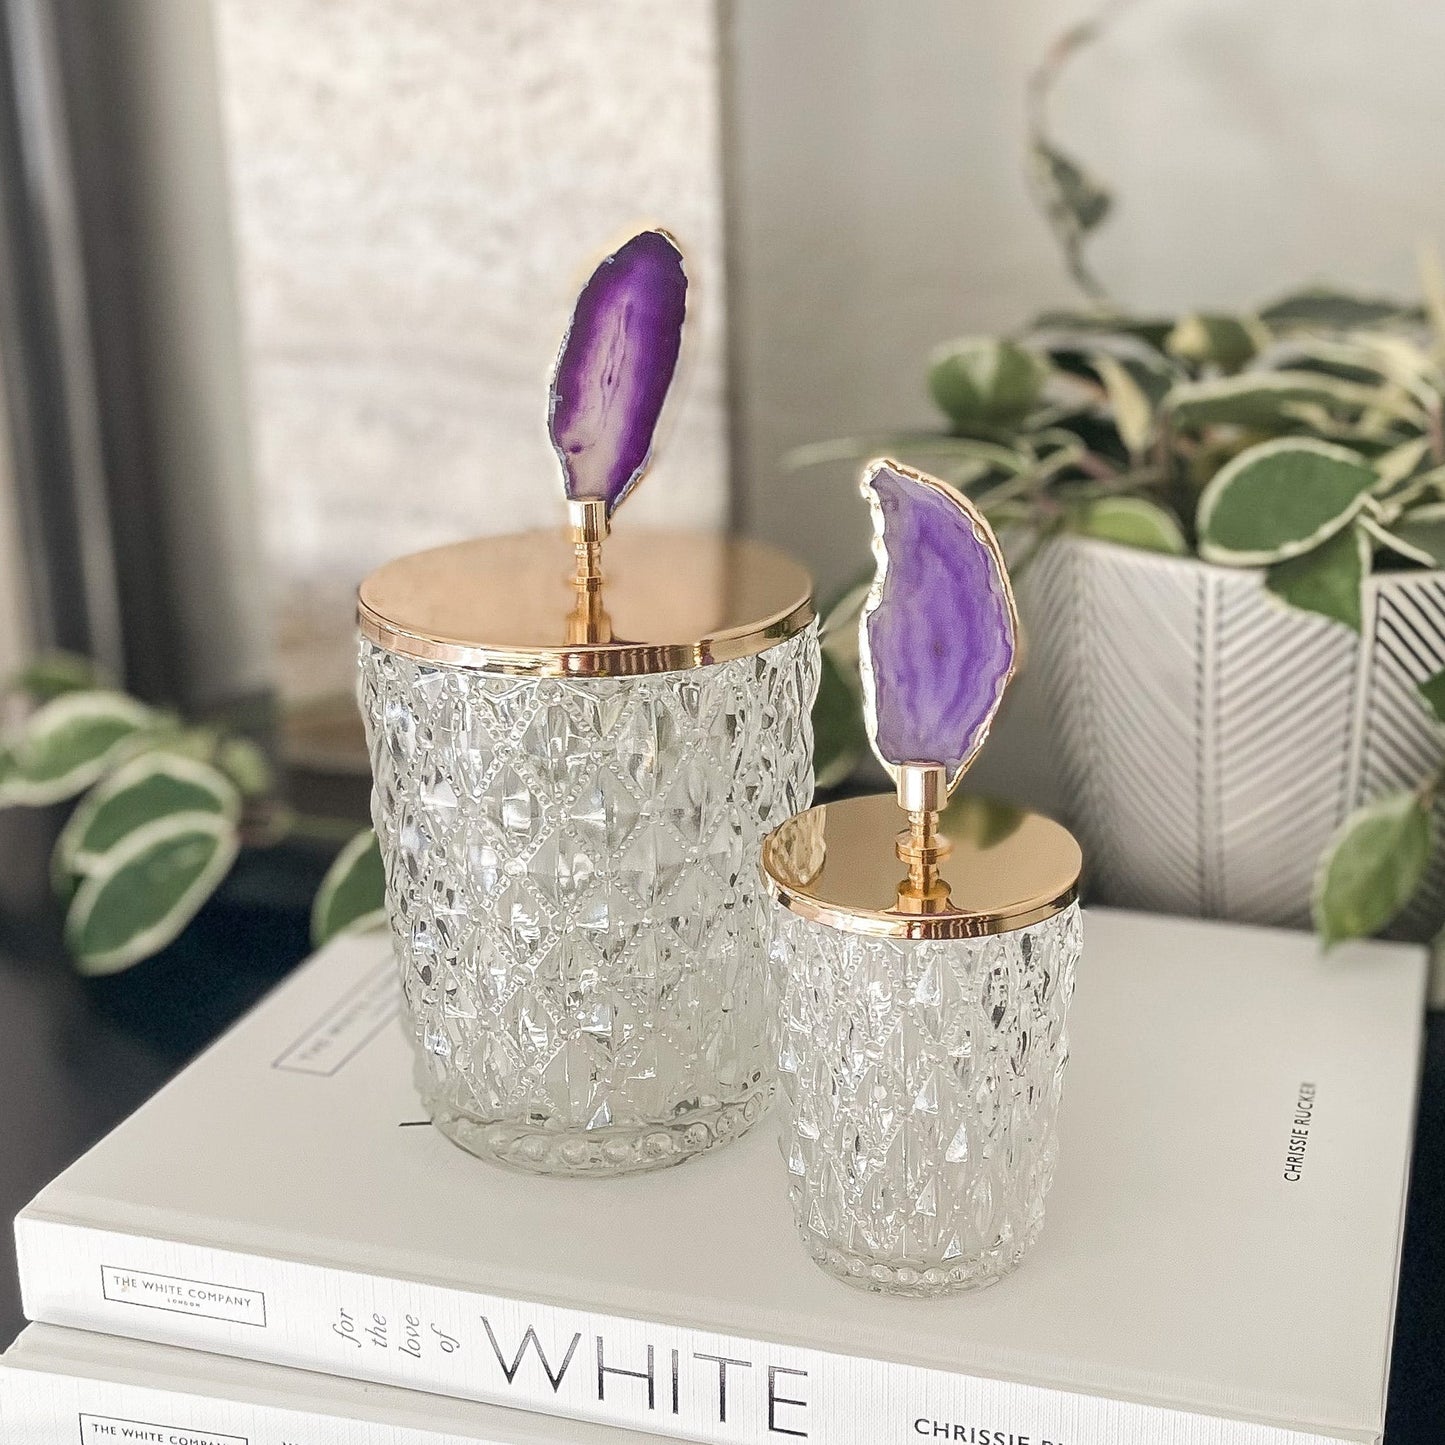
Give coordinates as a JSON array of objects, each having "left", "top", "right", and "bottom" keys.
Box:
[
  {"left": 14, "top": 909, "right": 1425, "bottom": 1445},
  {"left": 0, "top": 1323, "right": 666, "bottom": 1444}
]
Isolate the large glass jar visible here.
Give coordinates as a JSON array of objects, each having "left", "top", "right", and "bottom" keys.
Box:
[
  {"left": 358, "top": 530, "right": 817, "bottom": 1177},
  {"left": 762, "top": 793, "right": 1082, "bottom": 1294}
]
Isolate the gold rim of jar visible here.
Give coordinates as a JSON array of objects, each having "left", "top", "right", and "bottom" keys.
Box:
[
  {"left": 357, "top": 530, "right": 816, "bottom": 679},
  {"left": 762, "top": 793, "right": 1082, "bottom": 940}
]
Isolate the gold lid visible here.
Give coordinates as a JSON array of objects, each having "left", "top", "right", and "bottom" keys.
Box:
[
  {"left": 762, "top": 791, "right": 1082, "bottom": 940},
  {"left": 357, "top": 528, "right": 814, "bottom": 677}
]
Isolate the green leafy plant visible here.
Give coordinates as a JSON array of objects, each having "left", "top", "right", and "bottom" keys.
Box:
[
  {"left": 799, "top": 291, "right": 1445, "bottom": 813},
  {"left": 0, "top": 653, "right": 384, "bottom": 973},
  {"left": 797, "top": 3, "right": 1445, "bottom": 947}
]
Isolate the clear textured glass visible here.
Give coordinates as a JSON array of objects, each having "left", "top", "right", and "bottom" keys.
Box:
[
  {"left": 771, "top": 903, "right": 1081, "bottom": 1295},
  {"left": 359, "top": 628, "right": 818, "bottom": 1176}
]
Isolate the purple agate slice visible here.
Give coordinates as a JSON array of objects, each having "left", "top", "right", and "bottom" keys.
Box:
[
  {"left": 548, "top": 229, "right": 687, "bottom": 515},
  {"left": 859, "top": 460, "right": 1018, "bottom": 787}
]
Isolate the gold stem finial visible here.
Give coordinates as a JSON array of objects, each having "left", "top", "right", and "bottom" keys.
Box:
[
  {"left": 566, "top": 498, "right": 612, "bottom": 644},
  {"left": 894, "top": 762, "right": 953, "bottom": 911},
  {"left": 568, "top": 498, "right": 609, "bottom": 585}
]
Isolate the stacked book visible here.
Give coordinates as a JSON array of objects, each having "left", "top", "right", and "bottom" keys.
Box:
[{"left": 0, "top": 908, "right": 1427, "bottom": 1445}]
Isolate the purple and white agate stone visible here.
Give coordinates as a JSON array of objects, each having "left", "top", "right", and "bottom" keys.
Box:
[
  {"left": 548, "top": 228, "right": 687, "bottom": 516},
  {"left": 859, "top": 460, "right": 1018, "bottom": 789}
]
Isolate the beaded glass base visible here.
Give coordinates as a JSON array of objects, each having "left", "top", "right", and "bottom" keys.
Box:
[
  {"left": 359, "top": 627, "right": 818, "bottom": 1176},
  {"left": 771, "top": 902, "right": 1081, "bottom": 1294}
]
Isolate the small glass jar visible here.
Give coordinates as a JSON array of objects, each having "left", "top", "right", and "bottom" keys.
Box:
[
  {"left": 358, "top": 529, "right": 818, "bottom": 1176},
  {"left": 762, "top": 793, "right": 1082, "bottom": 1295}
]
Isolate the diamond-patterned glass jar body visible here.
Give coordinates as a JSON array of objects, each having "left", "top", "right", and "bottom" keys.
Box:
[
  {"left": 359, "top": 628, "right": 818, "bottom": 1176},
  {"left": 771, "top": 903, "right": 1081, "bottom": 1295}
]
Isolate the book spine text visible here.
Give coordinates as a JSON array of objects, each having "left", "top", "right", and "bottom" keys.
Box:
[
  {"left": 0, "top": 1363, "right": 499, "bottom": 1445},
  {"left": 16, "top": 1217, "right": 1347, "bottom": 1445}
]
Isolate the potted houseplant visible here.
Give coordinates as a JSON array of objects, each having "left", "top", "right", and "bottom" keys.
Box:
[
  {"left": 0, "top": 652, "right": 384, "bottom": 981},
  {"left": 799, "top": 11, "right": 1445, "bottom": 955}
]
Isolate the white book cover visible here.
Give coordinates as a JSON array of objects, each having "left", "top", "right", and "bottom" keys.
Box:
[
  {"left": 14, "top": 909, "right": 1426, "bottom": 1445},
  {"left": 0, "top": 1323, "right": 665, "bottom": 1444}
]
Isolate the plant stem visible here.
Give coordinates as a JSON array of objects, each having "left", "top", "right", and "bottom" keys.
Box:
[
  {"left": 1073, "top": 450, "right": 1119, "bottom": 481},
  {"left": 1024, "top": 0, "right": 1143, "bottom": 307},
  {"left": 1418, "top": 764, "right": 1445, "bottom": 813},
  {"left": 1378, "top": 471, "right": 1437, "bottom": 520}
]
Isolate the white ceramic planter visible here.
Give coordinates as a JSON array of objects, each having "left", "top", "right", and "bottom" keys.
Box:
[{"left": 1022, "top": 536, "right": 1445, "bottom": 942}]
